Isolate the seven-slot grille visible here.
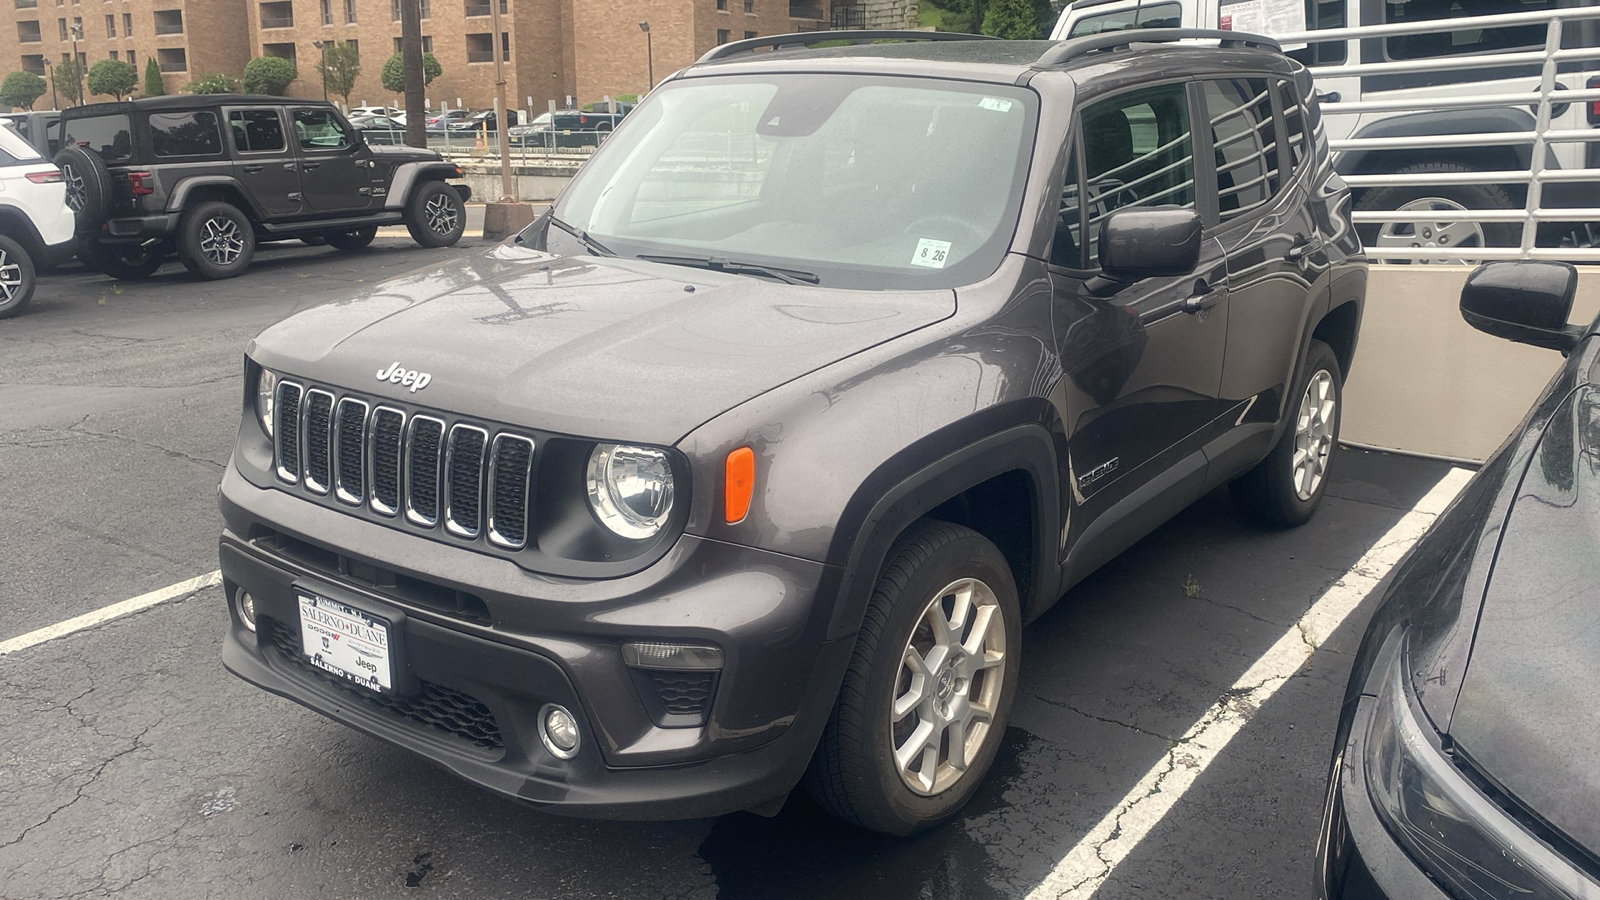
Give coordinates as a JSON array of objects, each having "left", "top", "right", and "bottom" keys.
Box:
[{"left": 273, "top": 381, "right": 536, "bottom": 551}]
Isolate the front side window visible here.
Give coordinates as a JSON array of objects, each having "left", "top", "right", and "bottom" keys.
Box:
[
  {"left": 292, "top": 109, "right": 352, "bottom": 150},
  {"left": 150, "top": 111, "right": 222, "bottom": 156},
  {"left": 1383, "top": 0, "right": 1552, "bottom": 61},
  {"left": 1051, "top": 146, "right": 1084, "bottom": 269},
  {"left": 1080, "top": 83, "right": 1195, "bottom": 264},
  {"left": 62, "top": 113, "right": 133, "bottom": 161},
  {"left": 1069, "top": 2, "right": 1181, "bottom": 37},
  {"left": 229, "top": 108, "right": 286, "bottom": 152},
  {"left": 1199, "top": 78, "right": 1279, "bottom": 219},
  {"left": 555, "top": 74, "right": 1037, "bottom": 289}
]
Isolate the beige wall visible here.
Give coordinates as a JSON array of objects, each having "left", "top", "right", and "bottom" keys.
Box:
[{"left": 1342, "top": 265, "right": 1600, "bottom": 462}]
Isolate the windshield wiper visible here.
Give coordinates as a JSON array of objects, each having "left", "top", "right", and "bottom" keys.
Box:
[
  {"left": 636, "top": 254, "right": 820, "bottom": 286},
  {"left": 546, "top": 215, "right": 615, "bottom": 257}
]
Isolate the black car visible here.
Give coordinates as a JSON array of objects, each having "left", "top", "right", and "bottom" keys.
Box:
[
  {"left": 1318, "top": 261, "right": 1600, "bottom": 899},
  {"left": 218, "top": 29, "right": 1364, "bottom": 835},
  {"left": 54, "top": 95, "right": 472, "bottom": 281}
]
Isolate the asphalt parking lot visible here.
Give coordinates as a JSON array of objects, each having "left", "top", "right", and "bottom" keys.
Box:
[{"left": 0, "top": 235, "right": 1468, "bottom": 900}]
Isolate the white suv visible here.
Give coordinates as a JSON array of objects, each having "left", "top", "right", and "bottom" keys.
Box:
[{"left": 0, "top": 121, "right": 74, "bottom": 318}]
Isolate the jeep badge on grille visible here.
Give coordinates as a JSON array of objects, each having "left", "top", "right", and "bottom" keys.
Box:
[{"left": 376, "top": 362, "right": 432, "bottom": 393}]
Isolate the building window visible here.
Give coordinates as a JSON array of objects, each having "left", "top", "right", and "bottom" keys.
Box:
[
  {"left": 21, "top": 54, "right": 45, "bottom": 73},
  {"left": 262, "top": 41, "right": 296, "bottom": 68},
  {"left": 320, "top": 0, "right": 331, "bottom": 24},
  {"left": 745, "top": 0, "right": 754, "bottom": 11},
  {"left": 423, "top": 35, "right": 432, "bottom": 52},
  {"left": 789, "top": 2, "right": 823, "bottom": 19},
  {"left": 103, "top": 12, "right": 112, "bottom": 35},
  {"left": 716, "top": 0, "right": 727, "bottom": 10},
  {"left": 500, "top": 31, "right": 508, "bottom": 60},
  {"left": 717, "top": 28, "right": 730, "bottom": 43},
  {"left": 121, "top": 12, "right": 129, "bottom": 34},
  {"left": 258, "top": 1, "right": 293, "bottom": 29},
  {"left": 346, "top": 38, "right": 359, "bottom": 59},
  {"left": 465, "top": 32, "right": 492, "bottom": 63},
  {"left": 464, "top": 0, "right": 487, "bottom": 15},
  {"left": 126, "top": 48, "right": 132, "bottom": 66},
  {"left": 56, "top": 17, "right": 65, "bottom": 39},
  {"left": 156, "top": 46, "right": 186, "bottom": 71},
  {"left": 153, "top": 9, "right": 182, "bottom": 34},
  {"left": 344, "top": 0, "right": 356, "bottom": 23},
  {"left": 391, "top": 0, "right": 430, "bottom": 20},
  {"left": 14, "top": 0, "right": 38, "bottom": 8},
  {"left": 745, "top": 29, "right": 757, "bottom": 38},
  {"left": 16, "top": 19, "right": 41, "bottom": 41},
  {"left": 108, "top": 49, "right": 117, "bottom": 59}
]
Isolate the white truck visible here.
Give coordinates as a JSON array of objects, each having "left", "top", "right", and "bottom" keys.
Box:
[{"left": 1051, "top": 0, "right": 1600, "bottom": 258}]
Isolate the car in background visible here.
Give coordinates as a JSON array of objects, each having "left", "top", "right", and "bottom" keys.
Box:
[
  {"left": 508, "top": 110, "right": 627, "bottom": 148},
  {"left": 0, "top": 121, "right": 75, "bottom": 317},
  {"left": 0, "top": 110, "right": 62, "bottom": 158},
  {"left": 348, "top": 114, "right": 406, "bottom": 145},
  {"left": 424, "top": 108, "right": 473, "bottom": 132},
  {"left": 1318, "top": 261, "right": 1600, "bottom": 898},
  {"left": 349, "top": 106, "right": 403, "bottom": 120}
]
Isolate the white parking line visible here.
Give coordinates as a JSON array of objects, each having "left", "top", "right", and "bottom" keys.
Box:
[
  {"left": 1025, "top": 467, "right": 1475, "bottom": 900},
  {"left": 0, "top": 570, "right": 223, "bottom": 657}
]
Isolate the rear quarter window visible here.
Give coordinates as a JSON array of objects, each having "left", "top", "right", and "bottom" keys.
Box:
[
  {"left": 62, "top": 114, "right": 134, "bottom": 163},
  {"left": 150, "top": 111, "right": 224, "bottom": 157}
]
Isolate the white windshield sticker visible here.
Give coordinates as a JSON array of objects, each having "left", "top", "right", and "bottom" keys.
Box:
[
  {"left": 912, "top": 238, "right": 952, "bottom": 269},
  {"left": 979, "top": 97, "right": 1014, "bottom": 113}
]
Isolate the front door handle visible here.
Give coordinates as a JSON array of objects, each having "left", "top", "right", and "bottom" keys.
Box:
[
  {"left": 282, "top": 162, "right": 297, "bottom": 171},
  {"left": 1184, "top": 279, "right": 1226, "bottom": 314},
  {"left": 1315, "top": 89, "right": 1341, "bottom": 103},
  {"left": 242, "top": 164, "right": 264, "bottom": 174},
  {"left": 302, "top": 162, "right": 321, "bottom": 171}
]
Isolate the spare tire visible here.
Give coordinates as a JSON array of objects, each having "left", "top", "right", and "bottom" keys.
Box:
[{"left": 53, "top": 145, "right": 111, "bottom": 229}]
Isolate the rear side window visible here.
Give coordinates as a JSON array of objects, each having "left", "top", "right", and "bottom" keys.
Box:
[
  {"left": 150, "top": 111, "right": 223, "bottom": 157},
  {"left": 1383, "top": 0, "right": 1552, "bottom": 60},
  {"left": 1080, "top": 83, "right": 1196, "bottom": 265},
  {"left": 229, "top": 109, "right": 286, "bottom": 153},
  {"left": 1069, "top": 2, "right": 1182, "bottom": 37},
  {"left": 1277, "top": 80, "right": 1307, "bottom": 172},
  {"left": 62, "top": 114, "right": 133, "bottom": 162},
  {"left": 1199, "top": 79, "right": 1280, "bottom": 219}
]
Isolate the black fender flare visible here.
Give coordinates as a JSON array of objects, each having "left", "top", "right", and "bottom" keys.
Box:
[
  {"left": 1334, "top": 108, "right": 1540, "bottom": 177},
  {"left": 388, "top": 161, "right": 466, "bottom": 209},
  {"left": 166, "top": 175, "right": 262, "bottom": 219},
  {"left": 819, "top": 413, "right": 1062, "bottom": 642}
]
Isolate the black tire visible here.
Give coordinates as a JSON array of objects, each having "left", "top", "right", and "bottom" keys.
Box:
[
  {"left": 804, "top": 520, "right": 1021, "bottom": 836},
  {"left": 1354, "top": 162, "right": 1519, "bottom": 263},
  {"left": 404, "top": 181, "right": 466, "bottom": 248},
  {"left": 0, "top": 234, "right": 37, "bottom": 319},
  {"left": 1230, "top": 339, "right": 1343, "bottom": 528},
  {"left": 177, "top": 201, "right": 255, "bottom": 280},
  {"left": 81, "top": 242, "right": 166, "bottom": 280},
  {"left": 53, "top": 145, "right": 111, "bottom": 229},
  {"left": 323, "top": 226, "right": 378, "bottom": 251}
]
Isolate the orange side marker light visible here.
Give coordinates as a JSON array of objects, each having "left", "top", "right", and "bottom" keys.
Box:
[{"left": 725, "top": 447, "right": 755, "bottom": 524}]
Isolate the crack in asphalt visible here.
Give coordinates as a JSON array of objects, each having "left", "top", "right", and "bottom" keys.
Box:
[
  {"left": 0, "top": 724, "right": 153, "bottom": 853},
  {"left": 1032, "top": 695, "right": 1180, "bottom": 744},
  {"left": 66, "top": 420, "right": 226, "bottom": 471},
  {"left": 1188, "top": 592, "right": 1284, "bottom": 627}
]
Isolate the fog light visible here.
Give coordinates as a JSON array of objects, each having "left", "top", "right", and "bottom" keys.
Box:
[
  {"left": 622, "top": 641, "right": 724, "bottom": 670},
  {"left": 539, "top": 704, "right": 581, "bottom": 759},
  {"left": 237, "top": 590, "right": 257, "bottom": 632}
]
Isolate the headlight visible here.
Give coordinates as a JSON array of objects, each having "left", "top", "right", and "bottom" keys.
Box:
[
  {"left": 256, "top": 367, "right": 278, "bottom": 438},
  {"left": 1365, "top": 640, "right": 1585, "bottom": 900},
  {"left": 586, "top": 443, "right": 674, "bottom": 539}
]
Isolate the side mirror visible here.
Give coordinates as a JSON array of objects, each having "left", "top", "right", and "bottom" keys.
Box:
[
  {"left": 1460, "top": 261, "right": 1583, "bottom": 354},
  {"left": 1088, "top": 209, "right": 1203, "bottom": 295}
]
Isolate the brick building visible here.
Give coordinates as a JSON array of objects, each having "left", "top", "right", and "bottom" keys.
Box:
[{"left": 2, "top": 0, "right": 918, "bottom": 114}]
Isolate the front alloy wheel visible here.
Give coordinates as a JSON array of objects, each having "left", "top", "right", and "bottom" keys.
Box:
[{"left": 805, "top": 520, "right": 1020, "bottom": 835}]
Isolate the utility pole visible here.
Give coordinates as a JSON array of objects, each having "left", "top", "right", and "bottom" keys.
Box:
[
  {"left": 400, "top": 0, "right": 426, "bottom": 148},
  {"left": 44, "top": 58, "right": 57, "bottom": 110},
  {"left": 313, "top": 41, "right": 328, "bottom": 101},
  {"left": 68, "top": 21, "right": 84, "bottom": 105}
]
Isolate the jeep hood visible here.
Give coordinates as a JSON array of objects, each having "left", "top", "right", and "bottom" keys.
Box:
[
  {"left": 248, "top": 244, "right": 955, "bottom": 445},
  {"left": 369, "top": 144, "right": 441, "bottom": 162}
]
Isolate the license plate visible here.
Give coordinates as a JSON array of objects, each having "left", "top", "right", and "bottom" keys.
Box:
[{"left": 297, "top": 593, "right": 394, "bottom": 692}]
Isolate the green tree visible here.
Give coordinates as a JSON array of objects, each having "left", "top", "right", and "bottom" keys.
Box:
[
  {"left": 0, "top": 71, "right": 47, "bottom": 111},
  {"left": 379, "top": 51, "right": 440, "bottom": 94},
  {"left": 317, "top": 41, "right": 361, "bottom": 107},
  {"left": 143, "top": 57, "right": 165, "bottom": 96},
  {"left": 186, "top": 73, "right": 240, "bottom": 94},
  {"left": 86, "top": 58, "right": 138, "bottom": 101},
  {"left": 981, "top": 0, "right": 1044, "bottom": 38},
  {"left": 242, "top": 56, "right": 297, "bottom": 95},
  {"left": 52, "top": 58, "right": 85, "bottom": 106}
]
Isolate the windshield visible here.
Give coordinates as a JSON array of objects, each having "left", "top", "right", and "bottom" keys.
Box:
[{"left": 552, "top": 73, "right": 1037, "bottom": 289}]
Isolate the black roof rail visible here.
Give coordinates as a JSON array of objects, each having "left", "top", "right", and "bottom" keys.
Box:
[
  {"left": 1032, "top": 27, "right": 1282, "bottom": 68},
  {"left": 697, "top": 29, "right": 999, "bottom": 64}
]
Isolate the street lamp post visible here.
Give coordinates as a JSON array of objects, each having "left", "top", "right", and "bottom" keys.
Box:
[
  {"left": 639, "top": 21, "right": 653, "bottom": 91},
  {"left": 68, "top": 22, "right": 83, "bottom": 105},
  {"left": 313, "top": 41, "right": 328, "bottom": 101},
  {"left": 43, "top": 58, "right": 57, "bottom": 110}
]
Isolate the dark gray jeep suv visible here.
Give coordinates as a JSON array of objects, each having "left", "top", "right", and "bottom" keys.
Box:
[{"left": 218, "top": 29, "right": 1366, "bottom": 834}]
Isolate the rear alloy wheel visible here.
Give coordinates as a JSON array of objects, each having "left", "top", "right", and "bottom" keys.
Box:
[
  {"left": 1354, "top": 162, "right": 1519, "bottom": 264},
  {"left": 805, "top": 520, "right": 1020, "bottom": 835},
  {"left": 405, "top": 181, "right": 466, "bottom": 248},
  {"left": 178, "top": 201, "right": 255, "bottom": 280},
  {"left": 0, "top": 234, "right": 37, "bottom": 319},
  {"left": 1230, "top": 339, "right": 1343, "bottom": 527},
  {"left": 323, "top": 226, "right": 378, "bottom": 251}
]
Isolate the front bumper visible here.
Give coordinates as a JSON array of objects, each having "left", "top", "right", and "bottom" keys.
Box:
[{"left": 217, "top": 466, "right": 851, "bottom": 820}]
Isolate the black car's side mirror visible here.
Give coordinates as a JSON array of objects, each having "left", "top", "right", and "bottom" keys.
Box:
[
  {"left": 1460, "top": 261, "right": 1583, "bottom": 354},
  {"left": 1087, "top": 208, "right": 1203, "bottom": 296}
]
